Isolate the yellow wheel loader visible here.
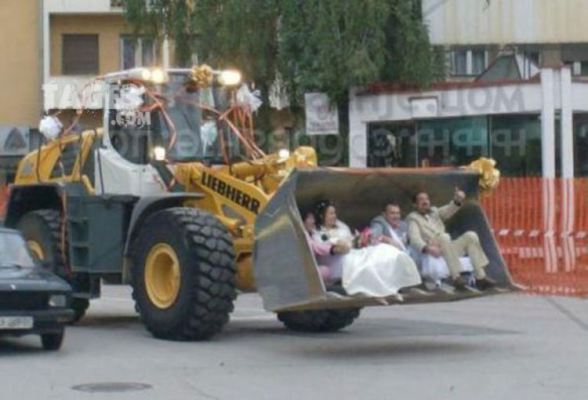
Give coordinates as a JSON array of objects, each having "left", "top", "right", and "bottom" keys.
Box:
[{"left": 4, "top": 66, "right": 514, "bottom": 340}]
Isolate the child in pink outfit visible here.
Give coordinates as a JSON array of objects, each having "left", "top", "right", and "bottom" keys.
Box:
[
  {"left": 304, "top": 230, "right": 334, "bottom": 281},
  {"left": 302, "top": 210, "right": 345, "bottom": 282}
]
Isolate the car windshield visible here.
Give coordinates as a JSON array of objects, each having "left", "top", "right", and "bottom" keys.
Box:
[
  {"left": 0, "top": 232, "right": 35, "bottom": 268},
  {"left": 151, "top": 74, "right": 245, "bottom": 163}
]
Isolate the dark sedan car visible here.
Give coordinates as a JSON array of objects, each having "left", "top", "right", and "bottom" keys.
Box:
[{"left": 0, "top": 228, "right": 73, "bottom": 350}]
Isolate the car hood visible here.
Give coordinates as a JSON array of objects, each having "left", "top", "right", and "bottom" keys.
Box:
[{"left": 0, "top": 267, "right": 71, "bottom": 292}]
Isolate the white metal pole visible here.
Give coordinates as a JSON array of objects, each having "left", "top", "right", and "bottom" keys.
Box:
[
  {"left": 541, "top": 69, "right": 556, "bottom": 178},
  {"left": 560, "top": 67, "right": 574, "bottom": 179},
  {"left": 42, "top": 1, "right": 50, "bottom": 111},
  {"left": 560, "top": 67, "right": 576, "bottom": 271},
  {"left": 162, "top": 36, "right": 170, "bottom": 68}
]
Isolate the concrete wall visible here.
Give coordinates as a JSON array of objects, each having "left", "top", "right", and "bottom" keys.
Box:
[
  {"left": 0, "top": 1, "right": 41, "bottom": 126},
  {"left": 424, "top": 0, "right": 588, "bottom": 45},
  {"left": 50, "top": 14, "right": 130, "bottom": 76}
]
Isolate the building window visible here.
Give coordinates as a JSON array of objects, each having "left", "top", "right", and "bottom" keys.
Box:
[
  {"left": 472, "top": 50, "right": 487, "bottom": 75},
  {"left": 526, "top": 51, "right": 541, "bottom": 66},
  {"left": 451, "top": 50, "right": 468, "bottom": 76},
  {"left": 521, "top": 51, "right": 540, "bottom": 78},
  {"left": 62, "top": 34, "right": 99, "bottom": 75},
  {"left": 570, "top": 61, "right": 588, "bottom": 77},
  {"left": 417, "top": 117, "right": 489, "bottom": 167},
  {"left": 367, "top": 123, "right": 416, "bottom": 168},
  {"left": 450, "top": 48, "right": 488, "bottom": 76},
  {"left": 574, "top": 114, "right": 588, "bottom": 176},
  {"left": 121, "top": 37, "right": 156, "bottom": 70},
  {"left": 490, "top": 115, "right": 542, "bottom": 177},
  {"left": 367, "top": 118, "right": 490, "bottom": 168},
  {"left": 365, "top": 115, "right": 547, "bottom": 176}
]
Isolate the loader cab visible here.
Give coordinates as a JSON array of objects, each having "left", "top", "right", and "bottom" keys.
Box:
[{"left": 98, "top": 68, "right": 245, "bottom": 196}]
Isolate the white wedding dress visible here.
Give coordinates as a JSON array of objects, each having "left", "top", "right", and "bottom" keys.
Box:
[{"left": 313, "top": 221, "right": 422, "bottom": 297}]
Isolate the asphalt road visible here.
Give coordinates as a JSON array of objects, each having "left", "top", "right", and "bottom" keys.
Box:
[{"left": 1, "top": 286, "right": 587, "bottom": 400}]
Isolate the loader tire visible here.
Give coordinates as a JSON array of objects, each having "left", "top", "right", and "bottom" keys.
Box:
[
  {"left": 130, "top": 207, "right": 236, "bottom": 341},
  {"left": 277, "top": 308, "right": 361, "bottom": 333},
  {"left": 18, "top": 209, "right": 68, "bottom": 276},
  {"left": 17, "top": 209, "right": 89, "bottom": 323}
]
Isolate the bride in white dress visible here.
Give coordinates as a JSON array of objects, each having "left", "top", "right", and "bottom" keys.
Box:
[{"left": 311, "top": 201, "right": 421, "bottom": 297}]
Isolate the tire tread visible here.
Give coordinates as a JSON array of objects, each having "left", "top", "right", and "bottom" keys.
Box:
[
  {"left": 131, "top": 207, "right": 236, "bottom": 341},
  {"left": 277, "top": 308, "right": 361, "bottom": 333}
]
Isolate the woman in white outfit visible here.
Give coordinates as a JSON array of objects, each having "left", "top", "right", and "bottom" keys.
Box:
[{"left": 311, "top": 201, "right": 421, "bottom": 297}]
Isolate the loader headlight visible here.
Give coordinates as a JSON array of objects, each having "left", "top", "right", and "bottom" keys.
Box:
[
  {"left": 218, "top": 70, "right": 242, "bottom": 86},
  {"left": 278, "top": 149, "right": 290, "bottom": 160},
  {"left": 138, "top": 68, "right": 169, "bottom": 84},
  {"left": 48, "top": 294, "right": 67, "bottom": 308},
  {"left": 150, "top": 68, "right": 168, "bottom": 84},
  {"left": 141, "top": 68, "right": 152, "bottom": 81},
  {"left": 153, "top": 146, "right": 167, "bottom": 162}
]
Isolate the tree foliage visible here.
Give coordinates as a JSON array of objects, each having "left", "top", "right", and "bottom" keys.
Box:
[{"left": 124, "top": 0, "right": 441, "bottom": 104}]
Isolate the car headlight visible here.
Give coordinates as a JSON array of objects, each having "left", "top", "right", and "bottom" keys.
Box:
[{"left": 48, "top": 294, "right": 67, "bottom": 308}]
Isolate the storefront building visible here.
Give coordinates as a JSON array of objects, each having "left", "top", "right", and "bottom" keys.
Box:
[{"left": 349, "top": 65, "right": 588, "bottom": 178}]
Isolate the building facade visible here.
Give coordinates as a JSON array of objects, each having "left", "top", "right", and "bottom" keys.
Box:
[
  {"left": 0, "top": 0, "right": 168, "bottom": 181},
  {"left": 349, "top": 0, "right": 588, "bottom": 177},
  {"left": 0, "top": 0, "right": 43, "bottom": 180},
  {"left": 43, "top": 0, "right": 168, "bottom": 122},
  {"left": 425, "top": 0, "right": 588, "bottom": 80}
]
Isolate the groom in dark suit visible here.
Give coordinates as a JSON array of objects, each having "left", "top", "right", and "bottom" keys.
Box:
[{"left": 370, "top": 202, "right": 408, "bottom": 252}]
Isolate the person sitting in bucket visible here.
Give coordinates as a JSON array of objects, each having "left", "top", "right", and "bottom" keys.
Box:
[
  {"left": 301, "top": 208, "right": 350, "bottom": 284},
  {"left": 370, "top": 202, "right": 475, "bottom": 291},
  {"left": 369, "top": 202, "right": 409, "bottom": 252},
  {"left": 309, "top": 200, "right": 421, "bottom": 299},
  {"left": 406, "top": 188, "right": 496, "bottom": 291}
]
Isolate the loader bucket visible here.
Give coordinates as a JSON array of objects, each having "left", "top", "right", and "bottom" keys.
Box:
[{"left": 253, "top": 168, "right": 514, "bottom": 312}]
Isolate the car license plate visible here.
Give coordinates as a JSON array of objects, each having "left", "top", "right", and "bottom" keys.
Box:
[{"left": 0, "top": 316, "right": 34, "bottom": 330}]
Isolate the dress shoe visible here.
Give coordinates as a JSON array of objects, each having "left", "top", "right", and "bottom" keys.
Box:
[
  {"left": 452, "top": 276, "right": 468, "bottom": 290},
  {"left": 476, "top": 277, "right": 497, "bottom": 291}
]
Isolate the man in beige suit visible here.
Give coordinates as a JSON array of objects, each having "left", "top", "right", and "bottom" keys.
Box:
[{"left": 407, "top": 188, "right": 496, "bottom": 290}]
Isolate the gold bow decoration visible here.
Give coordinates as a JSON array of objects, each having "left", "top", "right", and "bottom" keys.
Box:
[
  {"left": 191, "top": 65, "right": 214, "bottom": 88},
  {"left": 467, "top": 157, "right": 501, "bottom": 193}
]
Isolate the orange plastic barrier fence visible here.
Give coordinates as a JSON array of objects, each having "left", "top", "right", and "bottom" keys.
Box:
[
  {"left": 0, "top": 185, "right": 8, "bottom": 219},
  {"left": 0, "top": 180, "right": 586, "bottom": 297},
  {"left": 481, "top": 178, "right": 588, "bottom": 297}
]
